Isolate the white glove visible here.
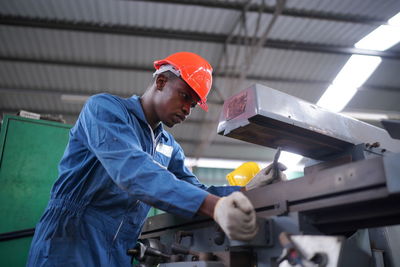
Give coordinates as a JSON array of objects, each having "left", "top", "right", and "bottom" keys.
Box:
[
  {"left": 245, "top": 162, "right": 287, "bottom": 191},
  {"left": 213, "top": 191, "right": 258, "bottom": 241}
]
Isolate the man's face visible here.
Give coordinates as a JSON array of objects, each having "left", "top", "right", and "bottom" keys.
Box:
[{"left": 155, "top": 76, "right": 200, "bottom": 128}]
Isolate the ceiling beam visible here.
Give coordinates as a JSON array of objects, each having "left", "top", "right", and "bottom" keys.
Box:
[
  {"left": 0, "top": 57, "right": 398, "bottom": 94},
  {"left": 1, "top": 15, "right": 399, "bottom": 59},
  {"left": 137, "top": 0, "right": 386, "bottom": 26},
  {"left": 0, "top": 55, "right": 152, "bottom": 72}
]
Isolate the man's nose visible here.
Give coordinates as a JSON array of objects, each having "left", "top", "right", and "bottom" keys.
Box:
[{"left": 182, "top": 102, "right": 191, "bottom": 116}]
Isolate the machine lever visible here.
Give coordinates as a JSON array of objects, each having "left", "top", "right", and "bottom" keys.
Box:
[{"left": 272, "top": 147, "right": 282, "bottom": 182}]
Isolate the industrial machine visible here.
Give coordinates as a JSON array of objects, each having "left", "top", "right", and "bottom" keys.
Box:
[{"left": 131, "top": 84, "right": 400, "bottom": 267}]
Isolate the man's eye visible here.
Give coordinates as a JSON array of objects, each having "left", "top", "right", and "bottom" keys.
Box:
[
  {"left": 180, "top": 92, "right": 188, "bottom": 99},
  {"left": 180, "top": 92, "right": 196, "bottom": 108}
]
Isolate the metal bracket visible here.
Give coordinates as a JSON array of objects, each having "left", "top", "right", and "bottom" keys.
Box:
[{"left": 274, "top": 200, "right": 288, "bottom": 216}]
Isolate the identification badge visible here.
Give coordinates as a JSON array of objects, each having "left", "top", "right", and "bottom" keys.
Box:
[{"left": 156, "top": 143, "right": 173, "bottom": 157}]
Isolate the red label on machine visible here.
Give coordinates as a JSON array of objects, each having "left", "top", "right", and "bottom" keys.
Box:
[{"left": 225, "top": 91, "right": 247, "bottom": 121}]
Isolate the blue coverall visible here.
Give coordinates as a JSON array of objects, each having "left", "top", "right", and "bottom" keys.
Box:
[{"left": 27, "top": 94, "right": 240, "bottom": 266}]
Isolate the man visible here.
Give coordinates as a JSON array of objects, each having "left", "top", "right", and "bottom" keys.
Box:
[{"left": 27, "top": 52, "right": 285, "bottom": 266}]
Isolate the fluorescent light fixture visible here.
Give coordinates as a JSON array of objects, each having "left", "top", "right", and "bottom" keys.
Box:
[
  {"left": 318, "top": 12, "right": 399, "bottom": 113},
  {"left": 317, "top": 55, "right": 381, "bottom": 112},
  {"left": 317, "top": 84, "right": 358, "bottom": 112},
  {"left": 355, "top": 25, "right": 400, "bottom": 51},
  {"left": 61, "top": 94, "right": 90, "bottom": 103},
  {"left": 355, "top": 12, "right": 400, "bottom": 51},
  {"left": 332, "top": 55, "right": 382, "bottom": 88},
  {"left": 388, "top": 12, "right": 400, "bottom": 26}
]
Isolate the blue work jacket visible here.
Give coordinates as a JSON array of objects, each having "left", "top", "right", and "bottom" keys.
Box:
[{"left": 27, "top": 94, "right": 240, "bottom": 267}]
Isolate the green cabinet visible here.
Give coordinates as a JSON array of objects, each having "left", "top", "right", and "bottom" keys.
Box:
[{"left": 0, "top": 115, "right": 72, "bottom": 266}]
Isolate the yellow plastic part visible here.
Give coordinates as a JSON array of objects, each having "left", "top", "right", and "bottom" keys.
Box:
[{"left": 226, "top": 162, "right": 261, "bottom": 186}]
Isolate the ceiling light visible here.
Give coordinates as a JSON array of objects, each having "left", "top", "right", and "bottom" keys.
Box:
[
  {"left": 355, "top": 24, "right": 400, "bottom": 51},
  {"left": 317, "top": 84, "right": 357, "bottom": 112},
  {"left": 388, "top": 12, "right": 400, "bottom": 26},
  {"left": 61, "top": 94, "right": 90, "bottom": 103},
  {"left": 317, "top": 55, "right": 381, "bottom": 112},
  {"left": 355, "top": 12, "right": 400, "bottom": 51},
  {"left": 332, "top": 55, "right": 382, "bottom": 88}
]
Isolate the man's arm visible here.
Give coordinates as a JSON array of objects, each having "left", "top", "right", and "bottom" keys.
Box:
[
  {"left": 198, "top": 194, "right": 219, "bottom": 217},
  {"left": 80, "top": 94, "right": 210, "bottom": 218},
  {"left": 167, "top": 141, "right": 242, "bottom": 197}
]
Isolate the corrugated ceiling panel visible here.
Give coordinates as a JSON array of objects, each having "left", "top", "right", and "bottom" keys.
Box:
[
  {"left": 286, "top": 0, "right": 400, "bottom": 20},
  {"left": 232, "top": 12, "right": 376, "bottom": 46},
  {"left": 0, "top": 26, "right": 223, "bottom": 68},
  {"left": 234, "top": 47, "right": 349, "bottom": 81},
  {"left": 366, "top": 59, "right": 400, "bottom": 88},
  {"left": 0, "top": 0, "right": 238, "bottom": 34},
  {"left": 0, "top": 61, "right": 148, "bottom": 95},
  {"left": 347, "top": 89, "right": 400, "bottom": 112},
  {"left": 217, "top": 47, "right": 338, "bottom": 94},
  {"left": 270, "top": 17, "right": 374, "bottom": 46}
]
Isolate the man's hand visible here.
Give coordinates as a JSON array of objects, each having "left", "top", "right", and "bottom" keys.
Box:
[
  {"left": 245, "top": 162, "right": 287, "bottom": 191},
  {"left": 213, "top": 192, "right": 258, "bottom": 241}
]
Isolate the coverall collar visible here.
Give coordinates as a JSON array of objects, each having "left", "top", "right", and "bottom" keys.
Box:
[{"left": 130, "top": 95, "right": 169, "bottom": 141}]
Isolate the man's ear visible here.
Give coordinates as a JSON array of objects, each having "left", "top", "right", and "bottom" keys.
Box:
[{"left": 155, "top": 74, "right": 168, "bottom": 91}]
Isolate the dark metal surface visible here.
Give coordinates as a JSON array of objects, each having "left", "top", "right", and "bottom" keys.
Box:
[
  {"left": 368, "top": 226, "right": 400, "bottom": 267},
  {"left": 247, "top": 156, "right": 391, "bottom": 210},
  {"left": 142, "top": 213, "right": 211, "bottom": 235},
  {"left": 246, "top": 154, "right": 400, "bottom": 234},
  {"left": 218, "top": 84, "right": 400, "bottom": 158},
  {"left": 159, "top": 261, "right": 224, "bottom": 267},
  {"left": 142, "top": 154, "right": 400, "bottom": 236},
  {"left": 300, "top": 196, "right": 400, "bottom": 234}
]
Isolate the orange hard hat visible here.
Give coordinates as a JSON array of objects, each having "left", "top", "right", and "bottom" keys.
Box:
[{"left": 154, "top": 51, "right": 213, "bottom": 111}]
